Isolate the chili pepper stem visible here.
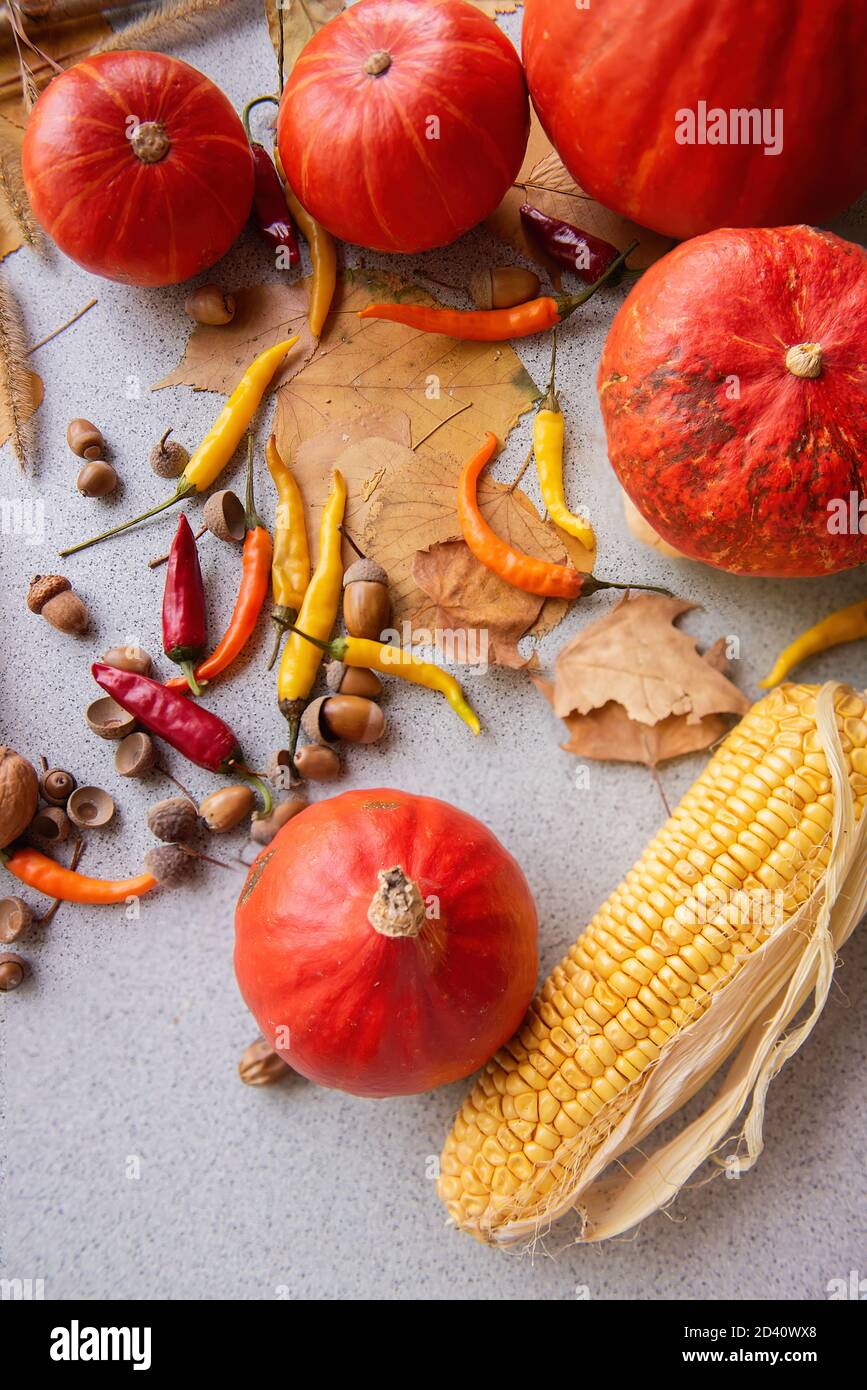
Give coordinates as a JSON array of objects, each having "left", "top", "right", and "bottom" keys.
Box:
[
  {"left": 60, "top": 482, "right": 191, "bottom": 557},
  {"left": 339, "top": 525, "right": 366, "bottom": 560},
  {"left": 227, "top": 762, "right": 273, "bottom": 818},
  {"left": 267, "top": 607, "right": 296, "bottom": 670},
  {"left": 288, "top": 626, "right": 334, "bottom": 656},
  {"left": 556, "top": 240, "right": 639, "bottom": 322},
  {"left": 584, "top": 577, "right": 673, "bottom": 597},
  {"left": 541, "top": 330, "right": 559, "bottom": 413},
  {"left": 244, "top": 431, "right": 265, "bottom": 532},
  {"left": 242, "top": 94, "right": 278, "bottom": 141},
  {"left": 178, "top": 659, "right": 206, "bottom": 697}
]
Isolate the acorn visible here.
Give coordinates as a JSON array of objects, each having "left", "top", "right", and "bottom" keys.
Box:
[
  {"left": 144, "top": 844, "right": 194, "bottom": 888},
  {"left": 149, "top": 428, "right": 190, "bottom": 480},
  {"left": 266, "top": 748, "right": 297, "bottom": 791},
  {"left": 469, "top": 266, "right": 540, "bottom": 310},
  {"left": 185, "top": 284, "right": 236, "bottom": 325},
  {"left": 27, "top": 575, "right": 89, "bottom": 635},
  {"left": 325, "top": 660, "right": 383, "bottom": 699},
  {"left": 0, "top": 897, "right": 33, "bottom": 944},
  {"left": 147, "top": 797, "right": 198, "bottom": 843},
  {"left": 302, "top": 694, "right": 385, "bottom": 746},
  {"left": 76, "top": 459, "right": 118, "bottom": 497},
  {"left": 0, "top": 952, "right": 27, "bottom": 992},
  {"left": 293, "top": 744, "right": 341, "bottom": 782},
  {"left": 40, "top": 766, "right": 76, "bottom": 806},
  {"left": 30, "top": 806, "right": 71, "bottom": 844},
  {"left": 342, "top": 559, "right": 391, "bottom": 641},
  {"left": 66, "top": 418, "right": 105, "bottom": 460},
  {"left": 100, "top": 645, "right": 152, "bottom": 676},
  {"left": 203, "top": 489, "right": 246, "bottom": 543},
  {"left": 198, "top": 785, "right": 254, "bottom": 833},
  {"left": 249, "top": 796, "right": 306, "bottom": 845}
]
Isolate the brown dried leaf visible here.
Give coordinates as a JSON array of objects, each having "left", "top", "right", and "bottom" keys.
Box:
[
  {"left": 264, "top": 0, "right": 344, "bottom": 76},
  {"left": 152, "top": 283, "right": 317, "bottom": 395},
  {"left": 273, "top": 269, "right": 538, "bottom": 462},
  {"left": 363, "top": 444, "right": 589, "bottom": 636},
  {"left": 0, "top": 366, "right": 42, "bottom": 455},
  {"left": 553, "top": 595, "right": 750, "bottom": 726},
  {"left": 413, "top": 540, "right": 543, "bottom": 670},
  {"left": 486, "top": 109, "right": 672, "bottom": 279},
  {"left": 534, "top": 677, "right": 729, "bottom": 767}
]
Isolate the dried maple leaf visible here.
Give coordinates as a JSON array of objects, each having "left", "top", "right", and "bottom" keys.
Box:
[
  {"left": 363, "top": 444, "right": 589, "bottom": 636},
  {"left": 152, "top": 283, "right": 317, "bottom": 395},
  {"left": 553, "top": 596, "right": 749, "bottom": 726},
  {"left": 273, "top": 269, "right": 538, "bottom": 462},
  {"left": 413, "top": 540, "right": 543, "bottom": 670},
  {"left": 486, "top": 109, "right": 672, "bottom": 280}
]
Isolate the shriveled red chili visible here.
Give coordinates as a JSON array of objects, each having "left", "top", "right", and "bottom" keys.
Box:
[
  {"left": 163, "top": 513, "right": 207, "bottom": 694},
  {"left": 243, "top": 97, "right": 300, "bottom": 267},
  {"left": 357, "top": 241, "right": 638, "bottom": 342},
  {"left": 520, "top": 204, "right": 621, "bottom": 284}
]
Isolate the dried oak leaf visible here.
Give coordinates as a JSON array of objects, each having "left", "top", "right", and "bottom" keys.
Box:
[
  {"left": 265, "top": 0, "right": 345, "bottom": 75},
  {"left": 272, "top": 269, "right": 538, "bottom": 462},
  {"left": 553, "top": 596, "right": 749, "bottom": 727},
  {"left": 363, "top": 444, "right": 591, "bottom": 636},
  {"left": 152, "top": 283, "right": 316, "bottom": 394},
  {"left": 486, "top": 109, "right": 672, "bottom": 281},
  {"left": 533, "top": 641, "right": 732, "bottom": 767},
  {"left": 413, "top": 539, "right": 543, "bottom": 670},
  {"left": 291, "top": 409, "right": 412, "bottom": 567}
]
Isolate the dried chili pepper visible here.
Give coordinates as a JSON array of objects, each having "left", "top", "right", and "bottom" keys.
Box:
[
  {"left": 265, "top": 433, "right": 309, "bottom": 668},
  {"left": 166, "top": 437, "right": 273, "bottom": 692},
  {"left": 1, "top": 847, "right": 156, "bottom": 905},
  {"left": 282, "top": 181, "right": 337, "bottom": 339},
  {"left": 534, "top": 334, "right": 595, "bottom": 549},
  {"left": 292, "top": 629, "right": 480, "bottom": 735},
  {"left": 243, "top": 97, "right": 300, "bottom": 267},
  {"left": 92, "top": 663, "right": 272, "bottom": 814},
  {"left": 760, "top": 598, "right": 867, "bottom": 688},
  {"left": 60, "top": 337, "right": 299, "bottom": 556},
  {"left": 458, "top": 433, "right": 671, "bottom": 601},
  {"left": 357, "top": 242, "right": 637, "bottom": 343},
  {"left": 163, "top": 513, "right": 207, "bottom": 695},
  {"left": 520, "top": 204, "right": 621, "bottom": 284},
  {"left": 277, "top": 470, "right": 346, "bottom": 758}
]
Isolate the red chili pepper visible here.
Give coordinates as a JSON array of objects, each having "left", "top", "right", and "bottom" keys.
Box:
[
  {"left": 520, "top": 204, "right": 621, "bottom": 284},
  {"left": 163, "top": 513, "right": 207, "bottom": 695},
  {"left": 165, "top": 438, "right": 272, "bottom": 692},
  {"left": 243, "top": 97, "right": 300, "bottom": 267},
  {"left": 357, "top": 241, "right": 638, "bottom": 342},
  {"left": 92, "top": 663, "right": 272, "bottom": 814}
]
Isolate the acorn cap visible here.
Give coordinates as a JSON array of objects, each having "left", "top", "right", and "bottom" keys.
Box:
[
  {"left": 324, "top": 660, "right": 346, "bottom": 693},
  {"left": 115, "top": 732, "right": 156, "bottom": 777},
  {"left": 86, "top": 696, "right": 136, "bottom": 741},
  {"left": 27, "top": 574, "right": 70, "bottom": 614},
  {"left": 203, "top": 489, "right": 245, "bottom": 543},
  {"left": 0, "top": 897, "right": 32, "bottom": 944},
  {"left": 30, "top": 806, "right": 71, "bottom": 844},
  {"left": 343, "top": 559, "right": 388, "bottom": 587},
  {"left": 67, "top": 786, "right": 115, "bottom": 829},
  {"left": 300, "top": 696, "right": 337, "bottom": 745}
]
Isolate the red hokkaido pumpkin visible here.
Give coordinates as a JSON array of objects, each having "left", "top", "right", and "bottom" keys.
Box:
[
  {"left": 22, "top": 51, "right": 254, "bottom": 286},
  {"left": 598, "top": 226, "right": 867, "bottom": 579},
  {"left": 276, "top": 0, "right": 529, "bottom": 254},
  {"left": 522, "top": 0, "right": 867, "bottom": 240},
  {"left": 234, "top": 789, "right": 538, "bottom": 1098}
]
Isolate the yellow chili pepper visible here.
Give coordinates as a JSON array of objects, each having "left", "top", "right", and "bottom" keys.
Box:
[
  {"left": 265, "top": 433, "right": 310, "bottom": 668},
  {"left": 533, "top": 335, "right": 595, "bottom": 550},
  {"left": 60, "top": 338, "right": 299, "bottom": 556},
  {"left": 277, "top": 469, "right": 346, "bottom": 752},
  {"left": 759, "top": 598, "right": 867, "bottom": 687},
  {"left": 282, "top": 182, "right": 337, "bottom": 339},
  {"left": 292, "top": 631, "right": 481, "bottom": 736}
]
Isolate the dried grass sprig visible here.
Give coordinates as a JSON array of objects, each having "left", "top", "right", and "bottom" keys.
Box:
[
  {"left": 0, "top": 270, "right": 36, "bottom": 469},
  {"left": 89, "top": 0, "right": 232, "bottom": 55},
  {"left": 0, "top": 141, "right": 41, "bottom": 250}
]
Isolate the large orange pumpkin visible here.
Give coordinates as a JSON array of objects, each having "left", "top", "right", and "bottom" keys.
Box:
[
  {"left": 598, "top": 226, "right": 867, "bottom": 579},
  {"left": 22, "top": 51, "right": 254, "bottom": 286},
  {"left": 276, "top": 0, "right": 529, "bottom": 253},
  {"left": 522, "top": 0, "right": 867, "bottom": 240},
  {"left": 234, "top": 789, "right": 538, "bottom": 1098}
]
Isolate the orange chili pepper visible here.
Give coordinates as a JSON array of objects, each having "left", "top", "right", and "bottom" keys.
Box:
[
  {"left": 458, "top": 433, "right": 672, "bottom": 601},
  {"left": 358, "top": 241, "right": 638, "bottom": 342},
  {"left": 3, "top": 847, "right": 156, "bottom": 904},
  {"left": 166, "top": 437, "right": 272, "bottom": 692}
]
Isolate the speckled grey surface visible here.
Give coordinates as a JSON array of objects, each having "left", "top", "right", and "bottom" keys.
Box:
[{"left": 1, "top": 3, "right": 866, "bottom": 1302}]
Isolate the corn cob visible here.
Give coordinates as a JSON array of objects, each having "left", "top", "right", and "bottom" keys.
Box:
[{"left": 438, "top": 683, "right": 867, "bottom": 1243}]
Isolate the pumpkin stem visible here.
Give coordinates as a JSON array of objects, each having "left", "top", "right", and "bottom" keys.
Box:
[
  {"left": 363, "top": 50, "right": 392, "bottom": 77},
  {"left": 785, "top": 342, "right": 823, "bottom": 379},
  {"left": 367, "top": 866, "right": 425, "bottom": 939},
  {"left": 130, "top": 121, "right": 170, "bottom": 165}
]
